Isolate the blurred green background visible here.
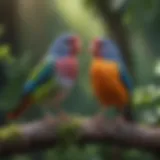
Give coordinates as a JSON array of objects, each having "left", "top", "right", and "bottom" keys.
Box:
[{"left": 0, "top": 0, "right": 160, "bottom": 159}]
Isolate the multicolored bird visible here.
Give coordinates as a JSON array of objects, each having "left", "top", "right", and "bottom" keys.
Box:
[
  {"left": 7, "top": 33, "right": 81, "bottom": 120},
  {"left": 89, "top": 37, "right": 134, "bottom": 123}
]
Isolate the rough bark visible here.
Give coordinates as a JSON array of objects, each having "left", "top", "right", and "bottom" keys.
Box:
[{"left": 0, "top": 116, "right": 160, "bottom": 157}]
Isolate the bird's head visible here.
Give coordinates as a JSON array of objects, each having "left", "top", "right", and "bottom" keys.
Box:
[
  {"left": 50, "top": 33, "right": 81, "bottom": 59},
  {"left": 89, "top": 37, "right": 122, "bottom": 62}
]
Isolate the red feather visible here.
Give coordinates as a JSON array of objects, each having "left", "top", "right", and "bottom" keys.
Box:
[
  {"left": 7, "top": 96, "right": 34, "bottom": 120},
  {"left": 56, "top": 57, "right": 79, "bottom": 79}
]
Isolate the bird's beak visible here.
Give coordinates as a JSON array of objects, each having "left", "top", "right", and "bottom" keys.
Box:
[
  {"left": 89, "top": 38, "right": 101, "bottom": 57},
  {"left": 73, "top": 36, "right": 81, "bottom": 53}
]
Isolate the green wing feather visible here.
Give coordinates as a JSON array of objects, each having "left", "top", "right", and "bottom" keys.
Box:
[{"left": 25, "top": 58, "right": 61, "bottom": 103}]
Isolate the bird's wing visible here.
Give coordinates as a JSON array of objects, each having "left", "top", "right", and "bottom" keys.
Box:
[
  {"left": 118, "top": 63, "right": 133, "bottom": 93},
  {"left": 23, "top": 55, "right": 56, "bottom": 96}
]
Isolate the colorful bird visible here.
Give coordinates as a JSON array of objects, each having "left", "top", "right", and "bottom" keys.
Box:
[
  {"left": 89, "top": 37, "right": 134, "bottom": 123},
  {"left": 7, "top": 33, "right": 81, "bottom": 120}
]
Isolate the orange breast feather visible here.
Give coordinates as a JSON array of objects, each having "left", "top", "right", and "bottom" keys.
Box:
[{"left": 90, "top": 59, "right": 129, "bottom": 109}]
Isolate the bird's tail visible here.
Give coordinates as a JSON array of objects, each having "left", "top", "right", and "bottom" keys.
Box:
[
  {"left": 111, "top": 102, "right": 135, "bottom": 160},
  {"left": 7, "top": 95, "right": 33, "bottom": 120},
  {"left": 123, "top": 101, "right": 135, "bottom": 123},
  {"left": 112, "top": 102, "right": 135, "bottom": 160}
]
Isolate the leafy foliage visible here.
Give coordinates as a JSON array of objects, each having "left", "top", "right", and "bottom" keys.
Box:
[{"left": 0, "top": 0, "right": 160, "bottom": 160}]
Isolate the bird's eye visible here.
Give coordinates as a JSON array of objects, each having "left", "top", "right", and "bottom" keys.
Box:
[
  {"left": 95, "top": 41, "right": 103, "bottom": 51},
  {"left": 64, "top": 37, "right": 72, "bottom": 44},
  {"left": 68, "top": 36, "right": 78, "bottom": 44},
  {"left": 98, "top": 41, "right": 103, "bottom": 47},
  {"left": 63, "top": 40, "right": 70, "bottom": 48},
  {"left": 63, "top": 39, "right": 68, "bottom": 45},
  {"left": 69, "top": 38, "right": 74, "bottom": 44}
]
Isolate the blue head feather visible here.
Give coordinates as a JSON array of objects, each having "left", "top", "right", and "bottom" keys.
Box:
[
  {"left": 100, "top": 38, "right": 124, "bottom": 63},
  {"left": 48, "top": 33, "right": 76, "bottom": 59}
]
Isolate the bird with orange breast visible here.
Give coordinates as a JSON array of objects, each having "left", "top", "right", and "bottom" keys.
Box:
[{"left": 89, "top": 37, "right": 134, "bottom": 124}]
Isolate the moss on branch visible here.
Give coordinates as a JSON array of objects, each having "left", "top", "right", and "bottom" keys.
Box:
[
  {"left": 0, "top": 124, "right": 21, "bottom": 142},
  {"left": 0, "top": 115, "right": 160, "bottom": 156}
]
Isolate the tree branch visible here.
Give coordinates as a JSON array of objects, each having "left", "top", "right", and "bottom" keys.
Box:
[
  {"left": 0, "top": 116, "right": 160, "bottom": 157},
  {"left": 94, "top": 0, "right": 135, "bottom": 80}
]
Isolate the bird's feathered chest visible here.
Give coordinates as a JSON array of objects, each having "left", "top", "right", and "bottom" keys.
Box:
[{"left": 90, "top": 59, "right": 129, "bottom": 106}]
